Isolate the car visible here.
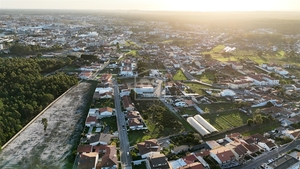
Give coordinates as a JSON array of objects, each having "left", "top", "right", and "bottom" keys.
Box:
[{"left": 127, "top": 152, "right": 129, "bottom": 156}]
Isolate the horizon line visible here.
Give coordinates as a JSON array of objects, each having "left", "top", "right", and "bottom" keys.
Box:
[{"left": 0, "top": 8, "right": 300, "bottom": 12}]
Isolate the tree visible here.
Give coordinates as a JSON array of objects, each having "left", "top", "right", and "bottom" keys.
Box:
[
  {"left": 247, "top": 119, "right": 254, "bottom": 126},
  {"left": 41, "top": 118, "right": 48, "bottom": 133},
  {"left": 36, "top": 52, "right": 42, "bottom": 58}
]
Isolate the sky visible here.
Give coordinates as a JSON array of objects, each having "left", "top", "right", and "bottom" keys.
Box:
[{"left": 1, "top": 0, "right": 300, "bottom": 11}]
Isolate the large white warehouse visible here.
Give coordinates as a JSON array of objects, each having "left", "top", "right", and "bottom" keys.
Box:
[
  {"left": 187, "top": 117, "right": 210, "bottom": 136},
  {"left": 194, "top": 115, "right": 218, "bottom": 133}
]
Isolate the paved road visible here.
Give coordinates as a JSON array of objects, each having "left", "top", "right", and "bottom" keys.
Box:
[
  {"left": 113, "top": 80, "right": 132, "bottom": 169},
  {"left": 235, "top": 139, "right": 300, "bottom": 169}
]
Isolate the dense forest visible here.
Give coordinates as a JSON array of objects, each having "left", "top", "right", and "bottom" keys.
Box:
[{"left": 0, "top": 58, "right": 78, "bottom": 147}]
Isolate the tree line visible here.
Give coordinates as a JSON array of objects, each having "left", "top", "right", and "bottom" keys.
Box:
[
  {"left": 0, "top": 58, "right": 78, "bottom": 147},
  {"left": 10, "top": 43, "right": 63, "bottom": 56}
]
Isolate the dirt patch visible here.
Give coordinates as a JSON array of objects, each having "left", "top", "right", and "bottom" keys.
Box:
[{"left": 0, "top": 82, "right": 94, "bottom": 169}]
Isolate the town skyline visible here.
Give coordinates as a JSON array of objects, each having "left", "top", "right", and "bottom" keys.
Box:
[{"left": 1, "top": 0, "right": 300, "bottom": 11}]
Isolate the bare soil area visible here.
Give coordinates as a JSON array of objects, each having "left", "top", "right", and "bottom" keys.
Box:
[{"left": 0, "top": 82, "right": 94, "bottom": 169}]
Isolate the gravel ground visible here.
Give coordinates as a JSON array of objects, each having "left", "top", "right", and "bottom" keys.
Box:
[{"left": 0, "top": 82, "right": 93, "bottom": 169}]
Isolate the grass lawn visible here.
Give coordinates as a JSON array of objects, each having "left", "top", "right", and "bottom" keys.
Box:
[
  {"left": 184, "top": 82, "right": 213, "bottom": 95},
  {"left": 242, "top": 122, "right": 281, "bottom": 136},
  {"left": 126, "top": 50, "right": 138, "bottom": 57},
  {"left": 199, "top": 103, "right": 237, "bottom": 113},
  {"left": 100, "top": 116, "right": 118, "bottom": 132},
  {"left": 194, "top": 71, "right": 215, "bottom": 84},
  {"left": 178, "top": 107, "right": 199, "bottom": 116},
  {"left": 173, "top": 69, "right": 188, "bottom": 81},
  {"left": 93, "top": 99, "right": 115, "bottom": 108},
  {"left": 211, "top": 45, "right": 226, "bottom": 53},
  {"left": 128, "top": 100, "right": 193, "bottom": 145},
  {"left": 100, "top": 68, "right": 120, "bottom": 74},
  {"left": 202, "top": 111, "right": 250, "bottom": 131}
]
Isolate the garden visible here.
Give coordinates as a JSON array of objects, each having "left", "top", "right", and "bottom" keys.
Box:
[{"left": 202, "top": 111, "right": 250, "bottom": 131}]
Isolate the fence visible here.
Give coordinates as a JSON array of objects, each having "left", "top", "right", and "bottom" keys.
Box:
[{"left": 1, "top": 84, "right": 77, "bottom": 150}]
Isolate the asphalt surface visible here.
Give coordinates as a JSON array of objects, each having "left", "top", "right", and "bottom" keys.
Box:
[
  {"left": 113, "top": 80, "right": 132, "bottom": 169},
  {"left": 235, "top": 139, "right": 300, "bottom": 169}
]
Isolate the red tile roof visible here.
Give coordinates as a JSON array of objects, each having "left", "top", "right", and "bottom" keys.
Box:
[
  {"left": 77, "top": 145, "right": 92, "bottom": 153},
  {"left": 122, "top": 95, "right": 134, "bottom": 109},
  {"left": 137, "top": 139, "right": 160, "bottom": 155},
  {"left": 99, "top": 107, "right": 113, "bottom": 113},
  {"left": 183, "top": 154, "right": 197, "bottom": 164},
  {"left": 86, "top": 116, "right": 97, "bottom": 123},
  {"left": 99, "top": 145, "right": 118, "bottom": 168}
]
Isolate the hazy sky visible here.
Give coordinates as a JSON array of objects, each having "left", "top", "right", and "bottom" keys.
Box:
[{"left": 1, "top": 0, "right": 300, "bottom": 11}]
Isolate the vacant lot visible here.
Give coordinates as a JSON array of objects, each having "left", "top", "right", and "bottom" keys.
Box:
[
  {"left": 202, "top": 111, "right": 250, "bottom": 131},
  {"left": 0, "top": 82, "right": 95, "bottom": 169},
  {"left": 184, "top": 82, "right": 213, "bottom": 95},
  {"left": 173, "top": 69, "right": 188, "bottom": 81},
  {"left": 128, "top": 100, "right": 192, "bottom": 145},
  {"left": 178, "top": 107, "right": 199, "bottom": 116}
]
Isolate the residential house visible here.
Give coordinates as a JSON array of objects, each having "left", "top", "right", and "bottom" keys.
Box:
[
  {"left": 251, "top": 133, "right": 277, "bottom": 151},
  {"left": 225, "top": 133, "right": 242, "bottom": 143},
  {"left": 89, "top": 133, "right": 112, "bottom": 146},
  {"left": 274, "top": 67, "right": 289, "bottom": 76},
  {"left": 99, "top": 107, "right": 114, "bottom": 116},
  {"left": 88, "top": 108, "right": 99, "bottom": 117},
  {"left": 206, "top": 140, "right": 221, "bottom": 150},
  {"left": 137, "top": 139, "right": 161, "bottom": 158},
  {"left": 282, "top": 129, "right": 300, "bottom": 140},
  {"left": 247, "top": 75, "right": 268, "bottom": 86},
  {"left": 85, "top": 116, "right": 97, "bottom": 127},
  {"left": 122, "top": 95, "right": 135, "bottom": 111},
  {"left": 79, "top": 71, "right": 92, "bottom": 80},
  {"left": 126, "top": 111, "right": 141, "bottom": 119},
  {"left": 77, "top": 145, "right": 93, "bottom": 154},
  {"left": 98, "top": 145, "right": 118, "bottom": 169},
  {"left": 264, "top": 155, "right": 300, "bottom": 169},
  {"left": 174, "top": 101, "right": 187, "bottom": 107},
  {"left": 128, "top": 118, "right": 144, "bottom": 130},
  {"left": 98, "top": 92, "right": 113, "bottom": 99},
  {"left": 228, "top": 80, "right": 252, "bottom": 89},
  {"left": 78, "top": 152, "right": 99, "bottom": 169},
  {"left": 120, "top": 66, "right": 134, "bottom": 76},
  {"left": 185, "top": 100, "right": 195, "bottom": 107},
  {"left": 95, "top": 87, "right": 113, "bottom": 95},
  {"left": 225, "top": 142, "right": 249, "bottom": 161},
  {"left": 100, "top": 73, "right": 112, "bottom": 84},
  {"left": 227, "top": 61, "right": 243, "bottom": 70},
  {"left": 210, "top": 147, "right": 238, "bottom": 168},
  {"left": 146, "top": 153, "right": 170, "bottom": 169}
]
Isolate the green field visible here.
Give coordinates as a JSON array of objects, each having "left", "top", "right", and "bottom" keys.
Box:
[
  {"left": 128, "top": 100, "right": 193, "bottom": 145},
  {"left": 203, "top": 45, "right": 296, "bottom": 66},
  {"left": 93, "top": 99, "right": 115, "bottom": 108},
  {"left": 184, "top": 82, "right": 213, "bottom": 95},
  {"left": 194, "top": 71, "right": 215, "bottom": 84},
  {"left": 199, "top": 103, "right": 237, "bottom": 113},
  {"left": 178, "top": 107, "right": 199, "bottom": 116},
  {"left": 242, "top": 122, "right": 281, "bottom": 136},
  {"left": 202, "top": 111, "right": 250, "bottom": 131},
  {"left": 173, "top": 69, "right": 188, "bottom": 81}
]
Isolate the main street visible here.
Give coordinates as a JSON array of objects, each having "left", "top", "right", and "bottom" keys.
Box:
[
  {"left": 113, "top": 79, "right": 132, "bottom": 169},
  {"left": 235, "top": 139, "right": 300, "bottom": 169}
]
